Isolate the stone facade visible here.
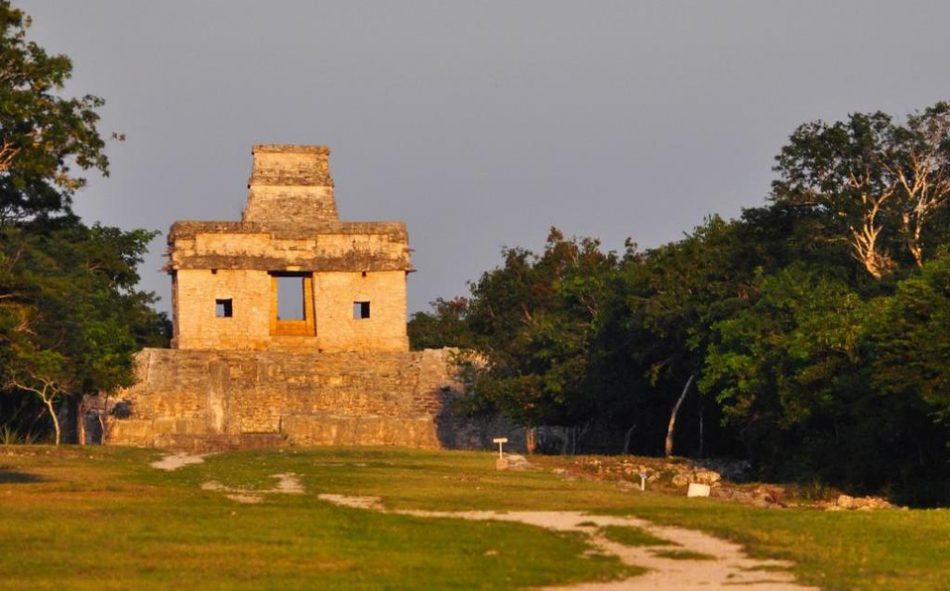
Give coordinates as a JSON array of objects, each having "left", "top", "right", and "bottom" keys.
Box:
[
  {"left": 109, "top": 348, "right": 460, "bottom": 450},
  {"left": 168, "top": 144, "right": 411, "bottom": 352}
]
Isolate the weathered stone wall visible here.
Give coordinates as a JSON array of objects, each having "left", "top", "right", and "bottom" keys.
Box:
[
  {"left": 173, "top": 269, "right": 407, "bottom": 351},
  {"left": 167, "top": 222, "right": 411, "bottom": 273},
  {"left": 242, "top": 144, "right": 337, "bottom": 226},
  {"left": 312, "top": 271, "right": 408, "bottom": 352},
  {"left": 108, "top": 348, "right": 460, "bottom": 450}
]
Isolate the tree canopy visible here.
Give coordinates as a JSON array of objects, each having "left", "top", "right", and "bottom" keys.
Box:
[
  {"left": 772, "top": 105, "right": 950, "bottom": 279},
  {"left": 0, "top": 1, "right": 109, "bottom": 223}
]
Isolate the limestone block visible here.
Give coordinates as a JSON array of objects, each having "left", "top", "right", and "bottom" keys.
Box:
[{"left": 109, "top": 419, "right": 154, "bottom": 445}]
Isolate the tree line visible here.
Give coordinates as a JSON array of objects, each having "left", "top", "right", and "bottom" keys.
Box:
[{"left": 410, "top": 104, "right": 950, "bottom": 507}]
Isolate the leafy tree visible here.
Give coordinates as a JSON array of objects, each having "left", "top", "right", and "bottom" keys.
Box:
[
  {"left": 869, "top": 252, "right": 950, "bottom": 425},
  {"left": 702, "top": 265, "right": 867, "bottom": 432},
  {"left": 892, "top": 105, "right": 950, "bottom": 267},
  {"left": 701, "top": 266, "right": 861, "bottom": 481},
  {"left": 464, "top": 229, "right": 617, "bottom": 439},
  {"left": 772, "top": 103, "right": 950, "bottom": 280},
  {"left": 407, "top": 297, "right": 473, "bottom": 350},
  {"left": 699, "top": 260, "right": 950, "bottom": 504},
  {"left": 772, "top": 112, "right": 901, "bottom": 279},
  {"left": 0, "top": 220, "right": 164, "bottom": 443},
  {"left": 863, "top": 254, "right": 950, "bottom": 504},
  {"left": 419, "top": 99, "right": 950, "bottom": 503},
  {"left": 0, "top": 1, "right": 109, "bottom": 224},
  {"left": 602, "top": 217, "right": 754, "bottom": 457}
]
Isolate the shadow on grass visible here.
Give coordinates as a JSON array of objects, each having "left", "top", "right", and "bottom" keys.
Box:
[{"left": 0, "top": 468, "right": 45, "bottom": 484}]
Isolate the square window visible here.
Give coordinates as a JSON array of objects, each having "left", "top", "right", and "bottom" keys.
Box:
[
  {"left": 353, "top": 301, "right": 371, "bottom": 319},
  {"left": 215, "top": 299, "right": 233, "bottom": 318}
]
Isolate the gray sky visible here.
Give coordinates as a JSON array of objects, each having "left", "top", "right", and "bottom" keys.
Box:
[{"left": 18, "top": 0, "right": 950, "bottom": 314}]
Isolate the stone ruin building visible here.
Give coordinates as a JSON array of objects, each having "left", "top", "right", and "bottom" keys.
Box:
[
  {"left": 108, "top": 145, "right": 466, "bottom": 450},
  {"left": 169, "top": 145, "right": 410, "bottom": 353}
]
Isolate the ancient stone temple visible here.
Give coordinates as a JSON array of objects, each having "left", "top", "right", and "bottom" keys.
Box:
[
  {"left": 168, "top": 145, "right": 411, "bottom": 352},
  {"left": 107, "top": 145, "right": 475, "bottom": 451}
]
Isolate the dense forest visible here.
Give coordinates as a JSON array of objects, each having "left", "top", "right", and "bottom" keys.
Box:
[{"left": 410, "top": 105, "right": 950, "bottom": 506}]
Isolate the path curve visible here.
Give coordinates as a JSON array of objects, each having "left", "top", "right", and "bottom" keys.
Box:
[
  {"left": 319, "top": 494, "right": 819, "bottom": 591},
  {"left": 149, "top": 456, "right": 816, "bottom": 590}
]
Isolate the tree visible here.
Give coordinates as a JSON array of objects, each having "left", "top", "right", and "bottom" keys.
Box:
[
  {"left": 772, "top": 103, "right": 950, "bottom": 280},
  {"left": 863, "top": 253, "right": 950, "bottom": 504},
  {"left": 0, "top": 220, "right": 164, "bottom": 444},
  {"left": 607, "top": 217, "right": 754, "bottom": 457},
  {"left": 702, "top": 265, "right": 867, "bottom": 427},
  {"left": 700, "top": 265, "right": 872, "bottom": 481},
  {"left": 463, "top": 229, "right": 617, "bottom": 443},
  {"left": 869, "top": 251, "right": 950, "bottom": 425},
  {"left": 772, "top": 112, "right": 900, "bottom": 279},
  {"left": 0, "top": 1, "right": 108, "bottom": 224},
  {"left": 886, "top": 103, "right": 950, "bottom": 268},
  {"left": 407, "top": 297, "right": 473, "bottom": 350}
]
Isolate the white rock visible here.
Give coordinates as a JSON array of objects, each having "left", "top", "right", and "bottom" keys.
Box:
[{"left": 687, "top": 483, "right": 711, "bottom": 498}]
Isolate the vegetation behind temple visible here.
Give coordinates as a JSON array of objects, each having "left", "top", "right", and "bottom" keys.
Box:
[{"left": 409, "top": 103, "right": 950, "bottom": 507}]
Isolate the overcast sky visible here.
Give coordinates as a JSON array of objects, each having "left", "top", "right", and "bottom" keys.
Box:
[{"left": 18, "top": 0, "right": 950, "bottom": 314}]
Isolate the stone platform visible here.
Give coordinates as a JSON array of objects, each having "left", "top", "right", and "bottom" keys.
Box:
[{"left": 108, "top": 347, "right": 461, "bottom": 451}]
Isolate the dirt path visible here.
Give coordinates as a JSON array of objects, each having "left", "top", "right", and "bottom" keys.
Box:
[
  {"left": 318, "top": 494, "right": 819, "bottom": 591},
  {"left": 149, "top": 452, "right": 207, "bottom": 471}
]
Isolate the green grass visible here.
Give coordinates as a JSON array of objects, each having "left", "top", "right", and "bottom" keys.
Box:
[
  {"left": 652, "top": 549, "right": 715, "bottom": 560},
  {"left": 607, "top": 498, "right": 950, "bottom": 591},
  {"left": 599, "top": 525, "right": 674, "bottom": 547},
  {"left": 0, "top": 446, "right": 635, "bottom": 590},
  {"left": 0, "top": 445, "right": 947, "bottom": 591}
]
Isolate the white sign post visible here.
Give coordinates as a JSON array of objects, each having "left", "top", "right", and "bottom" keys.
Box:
[{"left": 492, "top": 437, "right": 508, "bottom": 459}]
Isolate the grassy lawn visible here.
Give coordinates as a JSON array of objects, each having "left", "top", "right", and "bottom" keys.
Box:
[
  {"left": 613, "top": 496, "right": 950, "bottom": 591},
  {"left": 0, "top": 446, "right": 947, "bottom": 590}
]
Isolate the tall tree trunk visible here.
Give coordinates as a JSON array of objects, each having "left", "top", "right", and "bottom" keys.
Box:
[
  {"left": 525, "top": 427, "right": 537, "bottom": 455},
  {"left": 664, "top": 373, "right": 695, "bottom": 458},
  {"left": 77, "top": 407, "right": 85, "bottom": 445},
  {"left": 98, "top": 390, "right": 111, "bottom": 444},
  {"left": 42, "top": 395, "right": 61, "bottom": 446}
]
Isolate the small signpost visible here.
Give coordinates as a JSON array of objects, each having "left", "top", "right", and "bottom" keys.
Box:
[
  {"left": 638, "top": 472, "right": 648, "bottom": 491},
  {"left": 492, "top": 437, "right": 509, "bottom": 459}
]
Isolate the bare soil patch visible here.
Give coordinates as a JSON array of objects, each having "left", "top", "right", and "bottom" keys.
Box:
[
  {"left": 149, "top": 453, "right": 208, "bottom": 471},
  {"left": 201, "top": 473, "right": 305, "bottom": 504}
]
